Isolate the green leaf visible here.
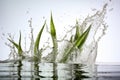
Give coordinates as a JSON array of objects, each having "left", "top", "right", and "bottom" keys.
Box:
[
  {"left": 60, "top": 25, "right": 91, "bottom": 63},
  {"left": 34, "top": 21, "right": 46, "bottom": 54},
  {"left": 8, "top": 38, "right": 19, "bottom": 50},
  {"left": 18, "top": 31, "right": 23, "bottom": 55},
  {"left": 75, "top": 25, "right": 91, "bottom": 48},
  {"left": 50, "top": 13, "right": 56, "bottom": 39},
  {"left": 8, "top": 32, "right": 23, "bottom": 56},
  {"left": 59, "top": 45, "right": 74, "bottom": 63},
  {"left": 50, "top": 13, "right": 58, "bottom": 62},
  {"left": 74, "top": 20, "right": 80, "bottom": 41}
]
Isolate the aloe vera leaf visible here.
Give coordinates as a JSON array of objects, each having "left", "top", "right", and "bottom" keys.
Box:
[
  {"left": 18, "top": 31, "right": 23, "bottom": 55},
  {"left": 59, "top": 45, "right": 74, "bottom": 63},
  {"left": 50, "top": 13, "right": 56, "bottom": 39},
  {"left": 8, "top": 38, "right": 19, "bottom": 50},
  {"left": 74, "top": 20, "right": 80, "bottom": 41},
  {"left": 8, "top": 32, "right": 23, "bottom": 56},
  {"left": 50, "top": 13, "right": 58, "bottom": 62},
  {"left": 34, "top": 21, "right": 46, "bottom": 54},
  {"left": 60, "top": 25, "right": 91, "bottom": 63},
  {"left": 75, "top": 25, "right": 91, "bottom": 48}
]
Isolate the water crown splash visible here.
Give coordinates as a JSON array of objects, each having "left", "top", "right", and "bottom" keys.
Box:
[{"left": 6, "top": 4, "right": 108, "bottom": 64}]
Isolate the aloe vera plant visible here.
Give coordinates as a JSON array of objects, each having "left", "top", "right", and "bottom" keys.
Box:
[
  {"left": 8, "top": 32, "right": 23, "bottom": 57},
  {"left": 34, "top": 21, "right": 46, "bottom": 60},
  {"left": 60, "top": 25, "right": 91, "bottom": 63},
  {"left": 6, "top": 13, "right": 92, "bottom": 63}
]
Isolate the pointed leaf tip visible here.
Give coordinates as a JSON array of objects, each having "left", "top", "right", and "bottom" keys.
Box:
[
  {"left": 34, "top": 21, "right": 46, "bottom": 54},
  {"left": 75, "top": 25, "right": 91, "bottom": 48},
  {"left": 50, "top": 13, "right": 56, "bottom": 38}
]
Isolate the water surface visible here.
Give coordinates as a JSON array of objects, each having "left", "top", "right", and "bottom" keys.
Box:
[{"left": 0, "top": 60, "right": 120, "bottom": 80}]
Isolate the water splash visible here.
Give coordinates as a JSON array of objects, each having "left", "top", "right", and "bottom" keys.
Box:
[
  {"left": 5, "top": 3, "right": 109, "bottom": 64},
  {"left": 0, "top": 3, "right": 111, "bottom": 80},
  {"left": 55, "top": 3, "right": 108, "bottom": 64},
  {"left": 73, "top": 4, "right": 108, "bottom": 64}
]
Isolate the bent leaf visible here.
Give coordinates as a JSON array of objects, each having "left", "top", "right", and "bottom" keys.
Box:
[
  {"left": 75, "top": 25, "right": 91, "bottom": 48},
  {"left": 50, "top": 13, "right": 58, "bottom": 62},
  {"left": 8, "top": 32, "right": 23, "bottom": 56},
  {"left": 34, "top": 21, "right": 46, "bottom": 54},
  {"left": 18, "top": 31, "right": 23, "bottom": 55},
  {"left": 60, "top": 25, "right": 91, "bottom": 63},
  {"left": 8, "top": 38, "right": 19, "bottom": 50},
  {"left": 74, "top": 20, "right": 80, "bottom": 41},
  {"left": 50, "top": 13, "right": 56, "bottom": 39}
]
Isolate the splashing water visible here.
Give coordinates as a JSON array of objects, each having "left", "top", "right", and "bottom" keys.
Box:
[
  {"left": 73, "top": 4, "right": 108, "bottom": 64},
  {"left": 5, "top": 3, "right": 108, "bottom": 65},
  {"left": 42, "top": 3, "right": 108, "bottom": 64},
  {"left": 0, "top": 2, "right": 112, "bottom": 80}
]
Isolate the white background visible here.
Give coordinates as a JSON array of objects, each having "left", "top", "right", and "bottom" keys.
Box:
[{"left": 0, "top": 0, "right": 120, "bottom": 63}]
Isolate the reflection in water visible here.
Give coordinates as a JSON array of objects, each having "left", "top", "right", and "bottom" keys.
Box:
[
  {"left": 1, "top": 60, "right": 120, "bottom": 80},
  {"left": 34, "top": 61, "right": 40, "bottom": 80},
  {"left": 53, "top": 63, "right": 57, "bottom": 80},
  {"left": 0, "top": 60, "right": 93, "bottom": 80},
  {"left": 17, "top": 61, "right": 22, "bottom": 80},
  {"left": 73, "top": 64, "right": 89, "bottom": 80}
]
